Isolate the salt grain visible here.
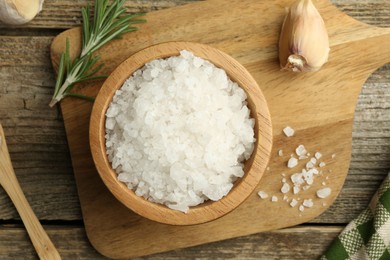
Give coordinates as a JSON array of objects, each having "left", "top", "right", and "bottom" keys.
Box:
[
  {"left": 303, "top": 199, "right": 313, "bottom": 208},
  {"left": 295, "top": 145, "right": 307, "bottom": 156},
  {"left": 288, "top": 157, "right": 298, "bottom": 168},
  {"left": 293, "top": 186, "right": 300, "bottom": 194},
  {"left": 271, "top": 196, "right": 278, "bottom": 202},
  {"left": 281, "top": 183, "right": 290, "bottom": 193},
  {"left": 319, "top": 162, "right": 326, "bottom": 167},
  {"left": 291, "top": 173, "right": 304, "bottom": 185},
  {"left": 105, "top": 50, "right": 255, "bottom": 213},
  {"left": 310, "top": 158, "right": 317, "bottom": 164},
  {"left": 315, "top": 152, "right": 322, "bottom": 159},
  {"left": 299, "top": 205, "right": 305, "bottom": 212},
  {"left": 283, "top": 126, "right": 295, "bottom": 137},
  {"left": 278, "top": 150, "right": 284, "bottom": 156},
  {"left": 316, "top": 187, "right": 331, "bottom": 198},
  {"left": 290, "top": 199, "right": 298, "bottom": 207},
  {"left": 306, "top": 161, "right": 314, "bottom": 169},
  {"left": 258, "top": 191, "right": 269, "bottom": 199}
]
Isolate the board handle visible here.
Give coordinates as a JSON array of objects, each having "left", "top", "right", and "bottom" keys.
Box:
[{"left": 357, "top": 31, "right": 390, "bottom": 69}]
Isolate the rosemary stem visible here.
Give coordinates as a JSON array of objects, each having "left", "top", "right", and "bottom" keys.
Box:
[
  {"left": 49, "top": 0, "right": 145, "bottom": 107},
  {"left": 49, "top": 79, "right": 72, "bottom": 107}
]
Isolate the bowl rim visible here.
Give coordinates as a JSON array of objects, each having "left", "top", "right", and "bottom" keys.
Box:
[{"left": 89, "top": 41, "right": 273, "bottom": 225}]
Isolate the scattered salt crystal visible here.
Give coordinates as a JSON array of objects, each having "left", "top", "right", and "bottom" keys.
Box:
[
  {"left": 271, "top": 196, "right": 278, "bottom": 202},
  {"left": 326, "top": 176, "right": 329, "bottom": 180},
  {"left": 291, "top": 173, "right": 304, "bottom": 185},
  {"left": 332, "top": 154, "right": 336, "bottom": 159},
  {"left": 303, "top": 199, "right": 313, "bottom": 208},
  {"left": 288, "top": 157, "right": 298, "bottom": 168},
  {"left": 299, "top": 205, "right": 305, "bottom": 212},
  {"left": 310, "top": 158, "right": 317, "bottom": 164},
  {"left": 283, "top": 195, "right": 288, "bottom": 201},
  {"left": 295, "top": 145, "right": 307, "bottom": 156},
  {"left": 307, "top": 153, "right": 310, "bottom": 156},
  {"left": 316, "top": 187, "right": 331, "bottom": 198},
  {"left": 293, "top": 186, "right": 300, "bottom": 194},
  {"left": 278, "top": 150, "right": 283, "bottom": 156},
  {"left": 282, "top": 178, "right": 287, "bottom": 183},
  {"left": 299, "top": 155, "right": 308, "bottom": 160},
  {"left": 283, "top": 126, "right": 295, "bottom": 137},
  {"left": 322, "top": 182, "right": 326, "bottom": 186},
  {"left": 281, "top": 183, "right": 290, "bottom": 193},
  {"left": 319, "top": 162, "right": 326, "bottom": 167},
  {"left": 303, "top": 170, "right": 312, "bottom": 181},
  {"left": 315, "top": 152, "right": 322, "bottom": 159},
  {"left": 281, "top": 173, "right": 286, "bottom": 177},
  {"left": 258, "top": 191, "right": 268, "bottom": 199},
  {"left": 290, "top": 199, "right": 298, "bottom": 207},
  {"left": 302, "top": 185, "right": 310, "bottom": 191},
  {"left": 306, "top": 161, "right": 314, "bottom": 169}
]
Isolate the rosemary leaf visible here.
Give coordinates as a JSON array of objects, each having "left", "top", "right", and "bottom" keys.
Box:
[{"left": 49, "top": 0, "right": 145, "bottom": 107}]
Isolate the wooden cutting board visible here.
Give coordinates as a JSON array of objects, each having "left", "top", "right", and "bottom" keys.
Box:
[{"left": 51, "top": 0, "right": 390, "bottom": 258}]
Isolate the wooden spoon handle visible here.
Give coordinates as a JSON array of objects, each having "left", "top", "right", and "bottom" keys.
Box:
[{"left": 0, "top": 125, "right": 61, "bottom": 260}]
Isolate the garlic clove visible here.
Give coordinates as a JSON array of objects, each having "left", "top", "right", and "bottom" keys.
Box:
[
  {"left": 279, "top": 0, "right": 330, "bottom": 72},
  {"left": 0, "top": 0, "right": 44, "bottom": 25}
]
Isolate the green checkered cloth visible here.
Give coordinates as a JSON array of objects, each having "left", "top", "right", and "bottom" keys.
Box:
[{"left": 322, "top": 172, "right": 390, "bottom": 260}]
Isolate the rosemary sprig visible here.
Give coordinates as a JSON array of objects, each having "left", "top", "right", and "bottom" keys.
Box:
[{"left": 49, "top": 0, "right": 145, "bottom": 107}]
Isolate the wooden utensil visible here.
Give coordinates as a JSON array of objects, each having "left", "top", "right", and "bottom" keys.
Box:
[
  {"left": 89, "top": 41, "right": 273, "bottom": 226},
  {"left": 0, "top": 124, "right": 61, "bottom": 260}
]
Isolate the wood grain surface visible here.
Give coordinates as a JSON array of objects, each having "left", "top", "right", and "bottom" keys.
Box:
[
  {"left": 0, "top": 0, "right": 389, "bottom": 259},
  {"left": 0, "top": 125, "right": 60, "bottom": 259}
]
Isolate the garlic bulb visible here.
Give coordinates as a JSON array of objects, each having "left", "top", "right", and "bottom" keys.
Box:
[
  {"left": 279, "top": 0, "right": 330, "bottom": 72},
  {"left": 0, "top": 0, "right": 44, "bottom": 25}
]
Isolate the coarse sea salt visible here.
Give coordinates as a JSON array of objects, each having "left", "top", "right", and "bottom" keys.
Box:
[
  {"left": 287, "top": 157, "right": 298, "bottom": 168},
  {"left": 105, "top": 50, "right": 255, "bottom": 213},
  {"left": 315, "top": 152, "right": 322, "bottom": 159},
  {"left": 303, "top": 199, "right": 313, "bottom": 208},
  {"left": 258, "top": 191, "right": 268, "bottom": 199},
  {"left": 316, "top": 187, "right": 331, "bottom": 198},
  {"left": 283, "top": 126, "right": 295, "bottom": 137},
  {"left": 290, "top": 198, "right": 298, "bottom": 207},
  {"left": 281, "top": 183, "right": 290, "bottom": 193},
  {"left": 295, "top": 145, "right": 307, "bottom": 156}
]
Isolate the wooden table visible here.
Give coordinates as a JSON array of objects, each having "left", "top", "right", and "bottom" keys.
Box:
[{"left": 0, "top": 0, "right": 389, "bottom": 259}]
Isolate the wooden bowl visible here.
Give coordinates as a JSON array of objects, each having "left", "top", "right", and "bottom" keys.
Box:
[{"left": 90, "top": 42, "right": 272, "bottom": 225}]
